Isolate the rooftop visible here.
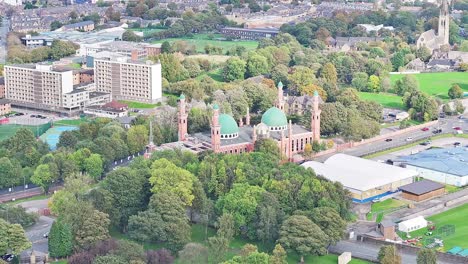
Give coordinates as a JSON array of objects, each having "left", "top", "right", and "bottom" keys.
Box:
[
  {"left": 222, "top": 27, "right": 280, "bottom": 33},
  {"left": 399, "top": 179, "right": 444, "bottom": 195},
  {"left": 63, "top": 20, "right": 94, "bottom": 29},
  {"left": 302, "top": 154, "right": 418, "bottom": 192},
  {"left": 397, "top": 147, "right": 468, "bottom": 177}
]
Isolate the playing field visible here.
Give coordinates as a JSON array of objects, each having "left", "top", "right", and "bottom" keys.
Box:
[
  {"left": 152, "top": 33, "right": 259, "bottom": 53},
  {"left": 390, "top": 72, "right": 468, "bottom": 100},
  {"left": 359, "top": 92, "right": 405, "bottom": 109},
  {"left": 39, "top": 126, "right": 78, "bottom": 150},
  {"left": 0, "top": 123, "right": 51, "bottom": 141},
  {"left": 403, "top": 203, "right": 468, "bottom": 251}
]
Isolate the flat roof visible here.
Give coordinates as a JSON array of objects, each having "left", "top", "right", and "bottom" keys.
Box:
[
  {"left": 302, "top": 154, "right": 418, "bottom": 192},
  {"left": 222, "top": 27, "right": 280, "bottom": 33},
  {"left": 399, "top": 179, "right": 444, "bottom": 195},
  {"left": 0, "top": 99, "right": 10, "bottom": 105},
  {"left": 398, "top": 147, "right": 468, "bottom": 177}
]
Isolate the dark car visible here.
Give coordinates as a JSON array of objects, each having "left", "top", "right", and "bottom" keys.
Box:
[
  {"left": 385, "top": 138, "right": 393, "bottom": 142},
  {"left": 30, "top": 115, "right": 36, "bottom": 118},
  {"left": 15, "top": 113, "right": 24, "bottom": 116},
  {"left": 433, "top": 129, "right": 442, "bottom": 134},
  {"left": 1, "top": 254, "right": 14, "bottom": 262},
  {"left": 454, "top": 142, "right": 461, "bottom": 146},
  {"left": 420, "top": 141, "right": 431, "bottom": 146}
]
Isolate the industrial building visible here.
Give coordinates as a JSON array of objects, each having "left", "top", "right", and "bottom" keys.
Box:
[
  {"left": 397, "top": 147, "right": 468, "bottom": 187},
  {"left": 302, "top": 154, "right": 418, "bottom": 203},
  {"left": 398, "top": 179, "right": 445, "bottom": 202}
]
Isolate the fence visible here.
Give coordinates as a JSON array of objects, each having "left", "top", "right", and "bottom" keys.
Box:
[{"left": 0, "top": 121, "right": 52, "bottom": 141}]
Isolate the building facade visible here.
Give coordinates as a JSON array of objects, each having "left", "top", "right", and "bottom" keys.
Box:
[
  {"left": 417, "top": 0, "right": 450, "bottom": 52},
  {"left": 94, "top": 55, "right": 162, "bottom": 103},
  {"left": 21, "top": 35, "right": 54, "bottom": 49},
  {"left": 0, "top": 99, "right": 11, "bottom": 116},
  {"left": 220, "top": 27, "right": 280, "bottom": 40},
  {"left": 0, "top": 77, "right": 5, "bottom": 98}
]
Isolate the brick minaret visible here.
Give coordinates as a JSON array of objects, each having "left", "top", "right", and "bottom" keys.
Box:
[
  {"left": 276, "top": 81, "right": 284, "bottom": 111},
  {"left": 211, "top": 104, "right": 221, "bottom": 152},
  {"left": 178, "top": 94, "right": 188, "bottom": 141},
  {"left": 311, "top": 90, "right": 321, "bottom": 141},
  {"left": 245, "top": 107, "right": 250, "bottom": 126},
  {"left": 287, "top": 120, "right": 293, "bottom": 160}
]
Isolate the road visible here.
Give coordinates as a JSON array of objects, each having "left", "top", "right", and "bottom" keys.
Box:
[{"left": 18, "top": 199, "right": 54, "bottom": 255}]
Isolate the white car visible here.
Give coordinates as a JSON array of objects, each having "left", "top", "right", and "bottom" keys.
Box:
[{"left": 406, "top": 137, "right": 413, "bottom": 141}]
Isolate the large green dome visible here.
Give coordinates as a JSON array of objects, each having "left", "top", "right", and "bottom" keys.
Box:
[
  {"left": 219, "top": 114, "right": 239, "bottom": 135},
  {"left": 261, "top": 107, "right": 288, "bottom": 128}
]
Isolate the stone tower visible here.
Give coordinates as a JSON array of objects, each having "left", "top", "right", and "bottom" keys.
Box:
[
  {"left": 438, "top": 0, "right": 450, "bottom": 46},
  {"left": 276, "top": 81, "right": 284, "bottom": 111},
  {"left": 178, "top": 94, "right": 188, "bottom": 141},
  {"left": 311, "top": 90, "right": 321, "bottom": 141},
  {"left": 211, "top": 104, "right": 221, "bottom": 152}
]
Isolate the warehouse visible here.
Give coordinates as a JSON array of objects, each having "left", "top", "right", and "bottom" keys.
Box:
[
  {"left": 397, "top": 147, "right": 468, "bottom": 187},
  {"left": 399, "top": 179, "right": 445, "bottom": 202},
  {"left": 302, "top": 154, "right": 417, "bottom": 203}
]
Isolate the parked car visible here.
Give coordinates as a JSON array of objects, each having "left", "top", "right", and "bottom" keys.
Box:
[
  {"left": 421, "top": 127, "right": 429, "bottom": 131},
  {"left": 372, "top": 198, "right": 381, "bottom": 203},
  {"left": 30, "top": 115, "right": 36, "bottom": 118},
  {"left": 43, "top": 232, "right": 49, "bottom": 238},
  {"left": 433, "top": 129, "right": 442, "bottom": 134},
  {"left": 420, "top": 141, "right": 431, "bottom": 146},
  {"left": 1, "top": 254, "right": 14, "bottom": 262},
  {"left": 454, "top": 142, "right": 461, "bottom": 146},
  {"left": 406, "top": 137, "right": 413, "bottom": 141},
  {"left": 453, "top": 127, "right": 462, "bottom": 131},
  {"left": 385, "top": 138, "right": 393, "bottom": 142}
]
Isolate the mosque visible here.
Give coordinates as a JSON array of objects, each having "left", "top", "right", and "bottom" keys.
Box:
[
  {"left": 417, "top": 0, "right": 450, "bottom": 53},
  {"left": 172, "top": 82, "right": 322, "bottom": 161}
]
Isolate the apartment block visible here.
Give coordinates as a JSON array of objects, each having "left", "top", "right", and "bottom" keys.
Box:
[
  {"left": 5, "top": 64, "right": 74, "bottom": 108},
  {"left": 94, "top": 54, "right": 162, "bottom": 103}
]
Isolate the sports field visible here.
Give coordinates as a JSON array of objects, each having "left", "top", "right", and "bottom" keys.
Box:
[
  {"left": 152, "top": 33, "right": 259, "bottom": 53},
  {"left": 0, "top": 123, "right": 51, "bottom": 141},
  {"left": 403, "top": 203, "right": 468, "bottom": 251},
  {"left": 390, "top": 72, "right": 468, "bottom": 100},
  {"left": 359, "top": 92, "right": 405, "bottom": 109},
  {"left": 39, "top": 126, "right": 78, "bottom": 150}
]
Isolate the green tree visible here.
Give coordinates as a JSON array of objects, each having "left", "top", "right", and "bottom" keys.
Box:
[
  {"left": 448, "top": 84, "right": 463, "bottom": 99},
  {"left": 57, "top": 131, "right": 78, "bottom": 149},
  {"left": 31, "top": 164, "right": 56, "bottom": 193},
  {"left": 278, "top": 215, "right": 328, "bottom": 262},
  {"left": 223, "top": 57, "right": 246, "bottom": 82},
  {"left": 122, "top": 30, "right": 143, "bottom": 42},
  {"left": 394, "top": 75, "right": 419, "bottom": 96},
  {"left": 308, "top": 207, "right": 346, "bottom": 246},
  {"left": 287, "top": 66, "right": 316, "bottom": 94},
  {"left": 0, "top": 157, "right": 22, "bottom": 189},
  {"left": 217, "top": 213, "right": 235, "bottom": 243},
  {"left": 319, "top": 63, "right": 338, "bottom": 86},
  {"left": 270, "top": 244, "right": 288, "bottom": 264},
  {"left": 391, "top": 51, "right": 406, "bottom": 71},
  {"left": 256, "top": 192, "right": 283, "bottom": 244},
  {"left": 351, "top": 72, "right": 368, "bottom": 91},
  {"left": 246, "top": 54, "right": 269, "bottom": 77},
  {"left": 178, "top": 243, "right": 209, "bottom": 264},
  {"left": 367, "top": 75, "right": 381, "bottom": 93},
  {"left": 93, "top": 255, "right": 127, "bottom": 264},
  {"left": 0, "top": 219, "right": 31, "bottom": 254},
  {"left": 48, "top": 220, "right": 73, "bottom": 257},
  {"left": 161, "top": 41, "right": 172, "bottom": 53},
  {"left": 417, "top": 248, "right": 437, "bottom": 264},
  {"left": 149, "top": 158, "right": 196, "bottom": 206},
  {"left": 50, "top": 20, "right": 63, "bottom": 31},
  {"left": 415, "top": 46, "right": 431, "bottom": 62},
  {"left": 84, "top": 153, "right": 103, "bottom": 180},
  {"left": 378, "top": 245, "right": 402, "bottom": 264},
  {"left": 208, "top": 236, "right": 229, "bottom": 264},
  {"left": 254, "top": 138, "right": 281, "bottom": 160},
  {"left": 127, "top": 125, "right": 149, "bottom": 153}
]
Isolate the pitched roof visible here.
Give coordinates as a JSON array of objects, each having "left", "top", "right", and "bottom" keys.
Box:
[
  {"left": 63, "top": 20, "right": 94, "bottom": 29},
  {"left": 104, "top": 100, "right": 128, "bottom": 110},
  {"left": 399, "top": 179, "right": 444, "bottom": 195}
]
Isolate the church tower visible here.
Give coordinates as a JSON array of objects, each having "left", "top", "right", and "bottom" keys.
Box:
[
  {"left": 276, "top": 81, "right": 284, "bottom": 111},
  {"left": 178, "top": 94, "right": 188, "bottom": 141},
  {"left": 311, "top": 91, "right": 321, "bottom": 141},
  {"left": 438, "top": 0, "right": 450, "bottom": 46},
  {"left": 211, "top": 104, "right": 221, "bottom": 153}
]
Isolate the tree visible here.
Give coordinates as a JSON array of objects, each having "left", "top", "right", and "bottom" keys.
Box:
[
  {"left": 223, "top": 57, "right": 246, "bottom": 82},
  {"left": 367, "top": 75, "right": 381, "bottom": 93},
  {"left": 93, "top": 255, "right": 127, "bottom": 264},
  {"left": 161, "top": 41, "right": 172, "bottom": 53},
  {"left": 391, "top": 50, "right": 406, "bottom": 71},
  {"left": 254, "top": 138, "right": 281, "bottom": 160},
  {"left": 246, "top": 54, "right": 269, "bottom": 77},
  {"left": 270, "top": 244, "right": 287, "bottom": 264},
  {"left": 417, "top": 248, "right": 437, "bottom": 264},
  {"left": 72, "top": 204, "right": 110, "bottom": 249},
  {"left": 48, "top": 221, "right": 73, "bottom": 257},
  {"left": 288, "top": 66, "right": 316, "bottom": 94},
  {"left": 84, "top": 153, "right": 103, "bottom": 180},
  {"left": 0, "top": 157, "right": 22, "bottom": 189},
  {"left": 308, "top": 207, "right": 346, "bottom": 246},
  {"left": 208, "top": 236, "right": 229, "bottom": 264},
  {"left": 278, "top": 215, "right": 328, "bottom": 262},
  {"left": 57, "top": 131, "right": 78, "bottom": 149},
  {"left": 50, "top": 20, "right": 63, "bottom": 31},
  {"left": 146, "top": 249, "right": 175, "bottom": 264},
  {"left": 319, "top": 63, "right": 338, "bottom": 86},
  {"left": 448, "top": 84, "right": 463, "bottom": 99},
  {"left": 0, "top": 219, "right": 31, "bottom": 254},
  {"left": 255, "top": 192, "right": 283, "bottom": 244},
  {"left": 415, "top": 46, "right": 431, "bottom": 62},
  {"left": 351, "top": 72, "right": 368, "bottom": 91},
  {"left": 378, "top": 245, "right": 402, "bottom": 264},
  {"left": 122, "top": 30, "right": 142, "bottom": 42},
  {"left": 127, "top": 125, "right": 148, "bottom": 153},
  {"left": 394, "top": 75, "right": 419, "bottom": 96},
  {"left": 217, "top": 213, "right": 235, "bottom": 243},
  {"left": 178, "top": 243, "right": 209, "bottom": 264},
  {"left": 31, "top": 164, "right": 56, "bottom": 193},
  {"left": 149, "top": 158, "right": 196, "bottom": 206}
]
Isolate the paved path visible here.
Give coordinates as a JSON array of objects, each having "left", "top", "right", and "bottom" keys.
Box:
[
  {"left": 19, "top": 199, "right": 54, "bottom": 255},
  {"left": 0, "top": 17, "right": 8, "bottom": 64}
]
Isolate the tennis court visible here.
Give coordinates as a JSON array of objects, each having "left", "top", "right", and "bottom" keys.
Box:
[{"left": 39, "top": 126, "right": 78, "bottom": 150}]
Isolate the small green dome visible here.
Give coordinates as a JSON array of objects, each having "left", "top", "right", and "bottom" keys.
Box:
[
  {"left": 219, "top": 114, "right": 239, "bottom": 135},
  {"left": 179, "top": 94, "right": 185, "bottom": 100},
  {"left": 278, "top": 81, "right": 283, "bottom": 88},
  {"left": 313, "top": 90, "right": 318, "bottom": 96},
  {"left": 213, "top": 104, "right": 219, "bottom": 110},
  {"left": 261, "top": 107, "right": 287, "bottom": 128}
]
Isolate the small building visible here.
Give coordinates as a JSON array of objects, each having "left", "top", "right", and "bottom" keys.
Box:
[
  {"left": 399, "top": 180, "right": 445, "bottom": 202},
  {"left": 83, "top": 104, "right": 128, "bottom": 118},
  {"left": 302, "top": 154, "right": 417, "bottom": 203},
  {"left": 116, "top": 116, "right": 136, "bottom": 128},
  {"left": 20, "top": 35, "right": 54, "bottom": 49},
  {"left": 58, "top": 20, "right": 95, "bottom": 32},
  {"left": 398, "top": 216, "right": 428, "bottom": 233},
  {"left": 379, "top": 220, "right": 396, "bottom": 240},
  {"left": 220, "top": 27, "right": 280, "bottom": 40},
  {"left": 0, "top": 99, "right": 11, "bottom": 116},
  {"left": 395, "top": 111, "right": 409, "bottom": 121}
]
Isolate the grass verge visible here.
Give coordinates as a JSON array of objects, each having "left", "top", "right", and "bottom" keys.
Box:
[
  {"left": 359, "top": 92, "right": 405, "bottom": 110},
  {"left": 4, "top": 194, "right": 50, "bottom": 205},
  {"left": 118, "top": 101, "right": 161, "bottom": 109}
]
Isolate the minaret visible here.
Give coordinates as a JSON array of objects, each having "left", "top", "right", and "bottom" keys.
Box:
[
  {"left": 438, "top": 0, "right": 450, "bottom": 46},
  {"left": 287, "top": 120, "right": 293, "bottom": 160},
  {"left": 252, "top": 125, "right": 257, "bottom": 144},
  {"left": 245, "top": 107, "right": 250, "bottom": 126},
  {"left": 178, "top": 94, "right": 188, "bottom": 141},
  {"left": 276, "top": 81, "right": 284, "bottom": 111},
  {"left": 311, "top": 91, "right": 321, "bottom": 141},
  {"left": 211, "top": 104, "right": 221, "bottom": 153}
]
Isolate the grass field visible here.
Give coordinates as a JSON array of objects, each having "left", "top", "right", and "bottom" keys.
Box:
[
  {"left": 196, "top": 67, "right": 224, "bottom": 82},
  {"left": 54, "top": 118, "right": 89, "bottom": 126},
  {"left": 0, "top": 123, "right": 50, "bottom": 141},
  {"left": 367, "top": 199, "right": 408, "bottom": 222},
  {"left": 111, "top": 224, "right": 371, "bottom": 263},
  {"left": 152, "top": 33, "right": 259, "bottom": 53},
  {"left": 359, "top": 92, "right": 405, "bottom": 109},
  {"left": 118, "top": 100, "right": 161, "bottom": 109},
  {"left": 130, "top": 27, "right": 167, "bottom": 37},
  {"left": 390, "top": 72, "right": 468, "bottom": 100},
  {"left": 401, "top": 203, "right": 468, "bottom": 251}
]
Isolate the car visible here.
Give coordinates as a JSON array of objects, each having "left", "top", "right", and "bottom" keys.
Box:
[
  {"left": 372, "top": 198, "right": 381, "bottom": 203},
  {"left": 433, "top": 129, "right": 442, "bottom": 134},
  {"left": 458, "top": 115, "right": 464, "bottom": 119},
  {"left": 454, "top": 142, "right": 461, "bottom": 146},
  {"left": 453, "top": 127, "right": 462, "bottom": 131},
  {"left": 439, "top": 113, "right": 446, "bottom": 118},
  {"left": 420, "top": 141, "right": 431, "bottom": 146},
  {"left": 15, "top": 113, "right": 24, "bottom": 116},
  {"left": 1, "top": 254, "right": 14, "bottom": 261},
  {"left": 40, "top": 116, "right": 47, "bottom": 119},
  {"left": 421, "top": 127, "right": 429, "bottom": 131},
  {"left": 406, "top": 137, "right": 413, "bottom": 141},
  {"left": 30, "top": 115, "right": 36, "bottom": 118},
  {"left": 43, "top": 232, "right": 49, "bottom": 238},
  {"left": 385, "top": 138, "right": 393, "bottom": 142}
]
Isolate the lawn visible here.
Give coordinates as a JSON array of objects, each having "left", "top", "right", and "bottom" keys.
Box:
[
  {"left": 390, "top": 72, "right": 468, "bottom": 100},
  {"left": 118, "top": 100, "right": 161, "bottom": 109},
  {"left": 152, "top": 33, "right": 259, "bottom": 53},
  {"left": 129, "top": 27, "right": 167, "bottom": 37},
  {"left": 400, "top": 203, "right": 468, "bottom": 251},
  {"left": 196, "top": 67, "right": 224, "bottom": 82},
  {"left": 54, "top": 118, "right": 89, "bottom": 126},
  {"left": 367, "top": 199, "right": 408, "bottom": 222},
  {"left": 0, "top": 123, "right": 50, "bottom": 141},
  {"left": 358, "top": 92, "right": 405, "bottom": 110}
]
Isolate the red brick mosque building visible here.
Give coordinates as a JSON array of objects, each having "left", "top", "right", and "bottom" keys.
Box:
[{"left": 174, "top": 82, "right": 322, "bottom": 160}]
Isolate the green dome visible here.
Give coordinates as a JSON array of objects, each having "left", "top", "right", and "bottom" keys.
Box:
[
  {"left": 179, "top": 94, "right": 185, "bottom": 100},
  {"left": 219, "top": 114, "right": 239, "bottom": 135},
  {"left": 261, "top": 107, "right": 288, "bottom": 128},
  {"left": 278, "top": 81, "right": 283, "bottom": 88},
  {"left": 213, "top": 104, "right": 219, "bottom": 110}
]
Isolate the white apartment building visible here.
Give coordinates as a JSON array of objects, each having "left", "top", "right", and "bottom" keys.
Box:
[
  {"left": 5, "top": 64, "right": 74, "bottom": 108},
  {"left": 1, "top": 0, "right": 22, "bottom": 6},
  {"left": 94, "top": 54, "right": 162, "bottom": 103}
]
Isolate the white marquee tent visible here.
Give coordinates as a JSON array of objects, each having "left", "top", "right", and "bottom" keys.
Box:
[{"left": 398, "top": 216, "right": 428, "bottom": 233}]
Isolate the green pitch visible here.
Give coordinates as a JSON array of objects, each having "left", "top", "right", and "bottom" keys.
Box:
[
  {"left": 390, "top": 72, "right": 468, "bottom": 100},
  {"left": 358, "top": 92, "right": 405, "bottom": 109}
]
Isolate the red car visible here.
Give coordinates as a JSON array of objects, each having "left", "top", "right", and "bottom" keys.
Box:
[
  {"left": 421, "top": 127, "right": 429, "bottom": 131},
  {"left": 454, "top": 127, "right": 462, "bottom": 131}
]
